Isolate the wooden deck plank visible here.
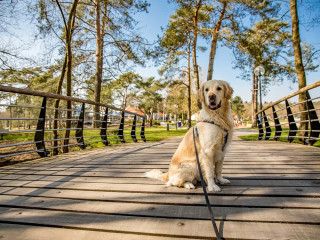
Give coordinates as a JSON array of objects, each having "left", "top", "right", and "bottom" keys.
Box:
[
  {"left": 1, "top": 186, "right": 319, "bottom": 209},
  {"left": 1, "top": 174, "right": 319, "bottom": 187},
  {"left": 0, "top": 207, "right": 319, "bottom": 239},
  {"left": 2, "top": 163, "right": 320, "bottom": 170},
  {"left": 0, "top": 223, "right": 202, "bottom": 240},
  {"left": 0, "top": 195, "right": 319, "bottom": 224},
  {"left": 1, "top": 168, "right": 319, "bottom": 175},
  {"left": 0, "top": 180, "right": 319, "bottom": 197},
  {"left": 2, "top": 156, "right": 319, "bottom": 169},
  {"left": 0, "top": 136, "right": 319, "bottom": 239}
]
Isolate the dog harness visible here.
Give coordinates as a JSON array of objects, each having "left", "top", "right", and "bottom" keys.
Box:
[{"left": 194, "top": 120, "right": 229, "bottom": 151}]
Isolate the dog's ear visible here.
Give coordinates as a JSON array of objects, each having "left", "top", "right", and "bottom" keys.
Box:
[
  {"left": 224, "top": 82, "right": 234, "bottom": 100},
  {"left": 197, "top": 83, "right": 205, "bottom": 103}
]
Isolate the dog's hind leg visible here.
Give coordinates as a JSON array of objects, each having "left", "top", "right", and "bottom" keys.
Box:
[{"left": 166, "top": 166, "right": 197, "bottom": 189}]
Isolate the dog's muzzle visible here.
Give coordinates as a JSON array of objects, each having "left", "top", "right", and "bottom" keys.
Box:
[
  {"left": 208, "top": 101, "right": 221, "bottom": 110},
  {"left": 208, "top": 94, "right": 221, "bottom": 110}
]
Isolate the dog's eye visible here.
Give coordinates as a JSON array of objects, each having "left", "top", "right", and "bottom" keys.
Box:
[
  {"left": 205, "top": 88, "right": 209, "bottom": 92},
  {"left": 217, "top": 87, "right": 222, "bottom": 91}
]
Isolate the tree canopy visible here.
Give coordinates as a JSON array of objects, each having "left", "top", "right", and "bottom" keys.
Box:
[{"left": 0, "top": 0, "right": 319, "bottom": 129}]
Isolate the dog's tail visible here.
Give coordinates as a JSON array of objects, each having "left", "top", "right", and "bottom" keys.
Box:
[{"left": 145, "top": 169, "right": 169, "bottom": 182}]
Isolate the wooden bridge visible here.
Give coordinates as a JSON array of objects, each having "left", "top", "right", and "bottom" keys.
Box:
[
  {"left": 0, "top": 83, "right": 319, "bottom": 239},
  {"left": 0, "top": 132, "right": 319, "bottom": 240}
]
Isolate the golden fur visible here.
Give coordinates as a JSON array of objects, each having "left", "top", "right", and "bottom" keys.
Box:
[{"left": 146, "top": 80, "right": 234, "bottom": 192}]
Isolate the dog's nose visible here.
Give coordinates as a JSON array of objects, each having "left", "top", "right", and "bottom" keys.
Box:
[{"left": 209, "top": 94, "right": 216, "bottom": 100}]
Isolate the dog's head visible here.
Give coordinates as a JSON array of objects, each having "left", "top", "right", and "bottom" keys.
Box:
[{"left": 198, "top": 80, "right": 233, "bottom": 111}]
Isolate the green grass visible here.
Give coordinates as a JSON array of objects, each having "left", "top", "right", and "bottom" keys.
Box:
[
  {"left": 79, "top": 127, "right": 188, "bottom": 149},
  {"left": 144, "top": 127, "right": 188, "bottom": 142},
  {"left": 239, "top": 127, "right": 320, "bottom": 147},
  {"left": 1, "top": 132, "right": 34, "bottom": 141}
]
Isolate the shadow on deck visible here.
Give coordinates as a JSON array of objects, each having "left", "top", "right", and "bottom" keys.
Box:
[{"left": 0, "top": 136, "right": 319, "bottom": 239}]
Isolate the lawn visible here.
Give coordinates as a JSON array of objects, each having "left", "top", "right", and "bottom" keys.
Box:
[
  {"left": 144, "top": 127, "right": 188, "bottom": 141},
  {"left": 239, "top": 127, "right": 320, "bottom": 147},
  {"left": 82, "top": 127, "right": 188, "bottom": 149}
]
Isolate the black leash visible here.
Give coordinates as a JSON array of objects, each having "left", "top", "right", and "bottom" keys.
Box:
[{"left": 193, "top": 126, "right": 222, "bottom": 240}]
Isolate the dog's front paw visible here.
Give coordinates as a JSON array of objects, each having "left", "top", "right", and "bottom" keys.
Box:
[
  {"left": 207, "top": 184, "right": 221, "bottom": 192},
  {"left": 217, "top": 178, "right": 230, "bottom": 185},
  {"left": 184, "top": 182, "right": 195, "bottom": 189}
]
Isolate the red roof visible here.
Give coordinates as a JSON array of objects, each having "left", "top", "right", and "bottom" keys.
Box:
[{"left": 126, "top": 107, "right": 145, "bottom": 116}]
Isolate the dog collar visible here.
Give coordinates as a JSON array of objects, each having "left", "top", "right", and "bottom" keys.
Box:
[{"left": 195, "top": 120, "right": 229, "bottom": 151}]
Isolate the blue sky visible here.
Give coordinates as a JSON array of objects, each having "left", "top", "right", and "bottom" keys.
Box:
[{"left": 133, "top": 1, "right": 320, "bottom": 102}]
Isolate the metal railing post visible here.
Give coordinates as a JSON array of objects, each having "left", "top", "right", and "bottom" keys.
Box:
[
  {"left": 131, "top": 115, "right": 138, "bottom": 142},
  {"left": 34, "top": 97, "right": 50, "bottom": 157},
  {"left": 257, "top": 115, "right": 264, "bottom": 140},
  {"left": 285, "top": 100, "right": 298, "bottom": 143},
  {"left": 263, "top": 111, "right": 271, "bottom": 140},
  {"left": 140, "top": 118, "right": 146, "bottom": 142},
  {"left": 272, "top": 106, "right": 282, "bottom": 141},
  {"left": 305, "top": 91, "right": 320, "bottom": 146},
  {"left": 75, "top": 103, "right": 86, "bottom": 149},
  {"left": 118, "top": 111, "right": 125, "bottom": 143},
  {"left": 100, "top": 107, "right": 110, "bottom": 146}
]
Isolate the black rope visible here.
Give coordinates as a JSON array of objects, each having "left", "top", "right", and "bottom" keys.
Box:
[{"left": 193, "top": 126, "right": 222, "bottom": 240}]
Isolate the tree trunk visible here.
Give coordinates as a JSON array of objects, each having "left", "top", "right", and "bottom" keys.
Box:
[
  {"left": 121, "top": 87, "right": 128, "bottom": 109},
  {"left": 251, "top": 70, "right": 258, "bottom": 128},
  {"left": 207, "top": 1, "right": 227, "bottom": 81},
  {"left": 93, "top": 0, "right": 104, "bottom": 128},
  {"left": 149, "top": 111, "right": 153, "bottom": 127},
  {"left": 63, "top": 38, "right": 73, "bottom": 153},
  {"left": 62, "top": 0, "right": 79, "bottom": 153},
  {"left": 187, "top": 36, "right": 192, "bottom": 129},
  {"left": 192, "top": 0, "right": 202, "bottom": 110},
  {"left": 53, "top": 53, "right": 67, "bottom": 155},
  {"left": 290, "top": 0, "right": 308, "bottom": 142}
]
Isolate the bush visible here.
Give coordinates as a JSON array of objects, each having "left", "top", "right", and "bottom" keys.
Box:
[{"left": 152, "top": 120, "right": 161, "bottom": 126}]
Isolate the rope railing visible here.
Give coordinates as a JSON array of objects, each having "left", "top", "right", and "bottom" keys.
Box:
[
  {"left": 255, "top": 81, "right": 320, "bottom": 146},
  {"left": 0, "top": 85, "right": 146, "bottom": 162}
]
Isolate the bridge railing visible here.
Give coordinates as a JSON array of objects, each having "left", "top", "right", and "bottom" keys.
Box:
[
  {"left": 0, "top": 85, "right": 146, "bottom": 163},
  {"left": 256, "top": 81, "right": 320, "bottom": 146}
]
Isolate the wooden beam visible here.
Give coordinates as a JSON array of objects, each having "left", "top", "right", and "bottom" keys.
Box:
[
  {"left": 257, "top": 81, "right": 320, "bottom": 115},
  {"left": 0, "top": 85, "right": 145, "bottom": 118}
]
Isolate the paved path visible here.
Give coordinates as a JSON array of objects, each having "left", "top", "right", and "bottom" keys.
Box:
[{"left": 0, "top": 136, "right": 319, "bottom": 239}]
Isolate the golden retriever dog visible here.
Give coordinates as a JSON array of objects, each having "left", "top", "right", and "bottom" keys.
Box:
[{"left": 146, "top": 80, "right": 234, "bottom": 192}]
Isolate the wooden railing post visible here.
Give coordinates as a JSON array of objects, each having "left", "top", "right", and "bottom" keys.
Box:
[
  {"left": 263, "top": 111, "right": 271, "bottom": 140},
  {"left": 100, "top": 107, "right": 110, "bottom": 146},
  {"left": 272, "top": 106, "right": 282, "bottom": 141},
  {"left": 75, "top": 102, "right": 86, "bottom": 149},
  {"left": 131, "top": 115, "right": 138, "bottom": 143},
  {"left": 305, "top": 91, "right": 320, "bottom": 146},
  {"left": 34, "top": 97, "right": 50, "bottom": 157},
  {"left": 257, "top": 115, "right": 264, "bottom": 140},
  {"left": 118, "top": 111, "right": 125, "bottom": 143},
  {"left": 285, "top": 100, "right": 298, "bottom": 143},
  {"left": 140, "top": 118, "right": 146, "bottom": 142}
]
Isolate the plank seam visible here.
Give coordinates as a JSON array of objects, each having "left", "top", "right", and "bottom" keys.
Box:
[
  {"left": 1, "top": 205, "right": 320, "bottom": 225},
  {"left": 1, "top": 193, "right": 320, "bottom": 209}
]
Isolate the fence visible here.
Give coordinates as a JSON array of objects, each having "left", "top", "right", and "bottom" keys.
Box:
[
  {"left": 0, "top": 85, "right": 146, "bottom": 163},
  {"left": 256, "top": 81, "right": 320, "bottom": 146}
]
